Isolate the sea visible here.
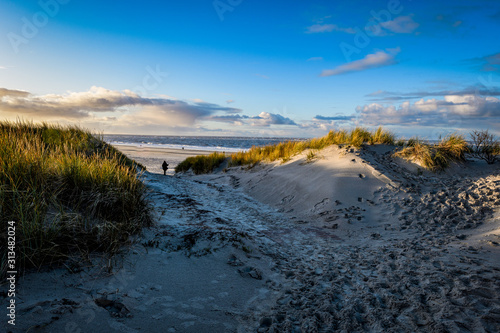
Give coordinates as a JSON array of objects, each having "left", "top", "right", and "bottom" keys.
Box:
[{"left": 103, "top": 135, "right": 305, "bottom": 153}]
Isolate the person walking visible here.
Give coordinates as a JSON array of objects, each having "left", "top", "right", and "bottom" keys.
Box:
[{"left": 162, "top": 160, "right": 169, "bottom": 175}]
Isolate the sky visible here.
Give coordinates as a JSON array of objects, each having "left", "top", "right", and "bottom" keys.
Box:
[{"left": 0, "top": 0, "right": 499, "bottom": 138}]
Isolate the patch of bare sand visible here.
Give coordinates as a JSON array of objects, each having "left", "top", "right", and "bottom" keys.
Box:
[
  {"left": 10, "top": 145, "right": 500, "bottom": 332},
  {"left": 190, "top": 145, "right": 500, "bottom": 332}
]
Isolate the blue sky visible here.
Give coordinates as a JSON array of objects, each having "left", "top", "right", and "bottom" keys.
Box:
[{"left": 0, "top": 0, "right": 499, "bottom": 137}]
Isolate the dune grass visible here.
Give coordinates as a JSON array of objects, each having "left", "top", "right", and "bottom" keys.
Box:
[
  {"left": 174, "top": 127, "right": 395, "bottom": 172},
  {"left": 0, "top": 121, "right": 152, "bottom": 277},
  {"left": 174, "top": 152, "right": 227, "bottom": 174},
  {"left": 228, "top": 127, "right": 395, "bottom": 168},
  {"left": 394, "top": 134, "right": 469, "bottom": 171},
  {"left": 175, "top": 128, "right": 497, "bottom": 174}
]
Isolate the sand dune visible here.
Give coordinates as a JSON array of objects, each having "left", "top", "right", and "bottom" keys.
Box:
[{"left": 12, "top": 145, "right": 500, "bottom": 332}]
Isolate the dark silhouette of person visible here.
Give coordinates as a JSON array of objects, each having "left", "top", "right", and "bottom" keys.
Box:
[{"left": 162, "top": 160, "right": 169, "bottom": 175}]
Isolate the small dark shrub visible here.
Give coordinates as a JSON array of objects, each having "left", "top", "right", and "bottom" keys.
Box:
[{"left": 470, "top": 130, "right": 499, "bottom": 164}]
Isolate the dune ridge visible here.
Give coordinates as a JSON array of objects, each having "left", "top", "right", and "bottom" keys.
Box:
[{"left": 10, "top": 143, "right": 500, "bottom": 332}]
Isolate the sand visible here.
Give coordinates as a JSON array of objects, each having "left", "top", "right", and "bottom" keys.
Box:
[
  {"left": 8, "top": 145, "right": 500, "bottom": 332},
  {"left": 114, "top": 145, "right": 217, "bottom": 175}
]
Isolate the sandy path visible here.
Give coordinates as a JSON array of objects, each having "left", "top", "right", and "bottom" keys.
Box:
[
  {"left": 9, "top": 146, "right": 500, "bottom": 333},
  {"left": 12, "top": 171, "right": 286, "bottom": 332},
  {"left": 114, "top": 145, "right": 217, "bottom": 175},
  {"left": 184, "top": 146, "right": 500, "bottom": 332}
]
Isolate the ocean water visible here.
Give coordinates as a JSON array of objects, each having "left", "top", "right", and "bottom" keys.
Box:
[{"left": 103, "top": 135, "right": 305, "bottom": 152}]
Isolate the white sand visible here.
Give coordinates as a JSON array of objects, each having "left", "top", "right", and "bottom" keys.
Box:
[{"left": 12, "top": 145, "right": 500, "bottom": 332}]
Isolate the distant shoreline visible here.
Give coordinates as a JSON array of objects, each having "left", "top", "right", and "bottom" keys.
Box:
[
  {"left": 110, "top": 142, "right": 246, "bottom": 153},
  {"left": 115, "top": 144, "right": 217, "bottom": 175}
]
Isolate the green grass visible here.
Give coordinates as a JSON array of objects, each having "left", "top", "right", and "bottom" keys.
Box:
[
  {"left": 0, "top": 121, "right": 152, "bottom": 277},
  {"left": 174, "top": 152, "right": 227, "bottom": 174}
]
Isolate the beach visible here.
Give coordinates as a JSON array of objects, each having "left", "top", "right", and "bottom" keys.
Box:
[
  {"left": 11, "top": 145, "right": 500, "bottom": 332},
  {"left": 114, "top": 145, "right": 217, "bottom": 175},
  {"left": 4, "top": 1, "right": 500, "bottom": 331}
]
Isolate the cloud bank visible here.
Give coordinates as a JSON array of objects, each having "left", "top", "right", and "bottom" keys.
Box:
[
  {"left": 208, "top": 112, "right": 297, "bottom": 127},
  {"left": 356, "top": 94, "right": 500, "bottom": 130},
  {"left": 0, "top": 86, "right": 241, "bottom": 126},
  {"left": 0, "top": 87, "right": 299, "bottom": 132},
  {"left": 366, "top": 86, "right": 500, "bottom": 102}
]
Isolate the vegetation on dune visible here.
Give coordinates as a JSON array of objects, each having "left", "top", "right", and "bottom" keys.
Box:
[
  {"left": 470, "top": 129, "right": 500, "bottom": 164},
  {"left": 175, "top": 127, "right": 499, "bottom": 175},
  {"left": 174, "top": 152, "right": 227, "bottom": 174},
  {"left": 0, "top": 121, "right": 152, "bottom": 277},
  {"left": 306, "top": 150, "right": 317, "bottom": 163},
  {"left": 394, "top": 134, "right": 469, "bottom": 171},
  {"left": 173, "top": 127, "right": 395, "bottom": 173},
  {"left": 228, "top": 127, "right": 395, "bottom": 168}
]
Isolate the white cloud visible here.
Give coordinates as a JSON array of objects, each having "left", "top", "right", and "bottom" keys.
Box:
[
  {"left": 305, "top": 24, "right": 356, "bottom": 34},
  {"left": 321, "top": 48, "right": 400, "bottom": 77},
  {"left": 299, "top": 114, "right": 357, "bottom": 132},
  {"left": 0, "top": 86, "right": 241, "bottom": 126},
  {"left": 379, "top": 15, "right": 419, "bottom": 34},
  {"left": 366, "top": 86, "right": 500, "bottom": 102},
  {"left": 308, "top": 16, "right": 418, "bottom": 37},
  {"left": 0, "top": 88, "right": 30, "bottom": 98},
  {"left": 366, "top": 15, "right": 419, "bottom": 36},
  {"left": 356, "top": 94, "right": 500, "bottom": 129},
  {"left": 250, "top": 112, "right": 297, "bottom": 126}
]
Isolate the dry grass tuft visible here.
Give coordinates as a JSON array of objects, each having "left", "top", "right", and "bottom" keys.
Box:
[
  {"left": 176, "top": 127, "right": 396, "bottom": 173},
  {"left": 224, "top": 127, "right": 395, "bottom": 169},
  {"left": 175, "top": 152, "right": 227, "bottom": 174},
  {"left": 394, "top": 134, "right": 468, "bottom": 171},
  {"left": 176, "top": 127, "right": 496, "bottom": 175}
]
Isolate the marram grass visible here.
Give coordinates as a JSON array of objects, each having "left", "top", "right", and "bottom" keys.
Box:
[
  {"left": 228, "top": 127, "right": 395, "bottom": 168},
  {"left": 394, "top": 134, "right": 469, "bottom": 171},
  {"left": 175, "top": 128, "right": 498, "bottom": 174},
  {"left": 174, "top": 152, "right": 227, "bottom": 174},
  {"left": 174, "top": 127, "right": 396, "bottom": 172},
  {"left": 0, "top": 121, "right": 152, "bottom": 277}
]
